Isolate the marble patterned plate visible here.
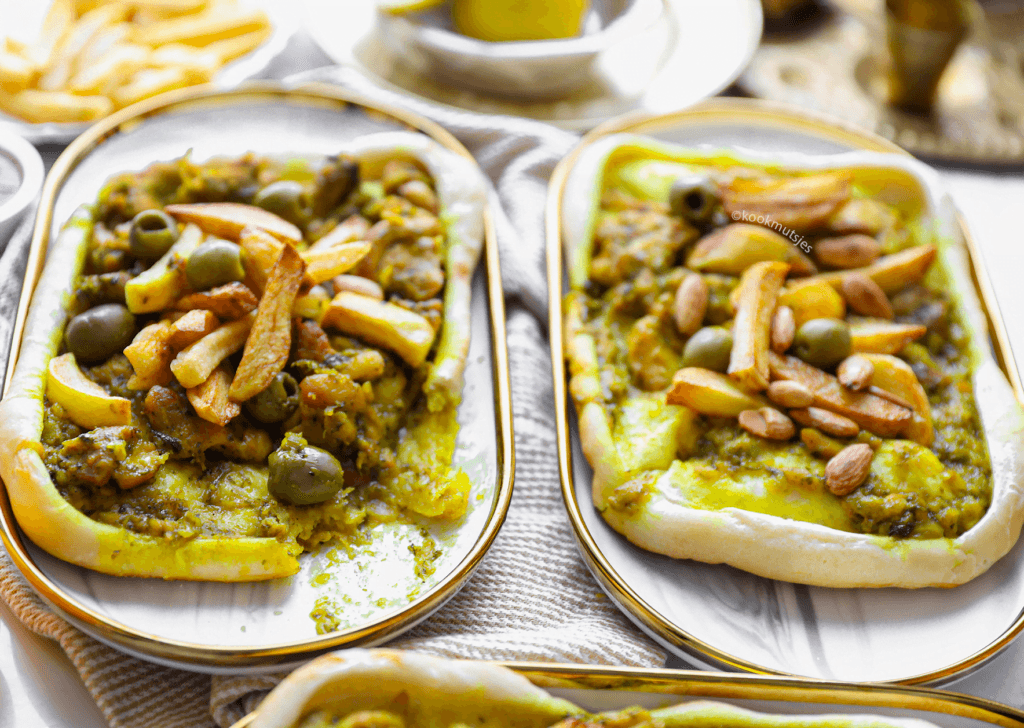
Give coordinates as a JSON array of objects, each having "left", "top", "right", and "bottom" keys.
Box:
[
  {"left": 548, "top": 97, "right": 1024, "bottom": 685},
  {"left": 0, "top": 84, "right": 513, "bottom": 673}
]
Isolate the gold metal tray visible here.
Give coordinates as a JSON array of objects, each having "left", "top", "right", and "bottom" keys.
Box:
[
  {"left": 547, "top": 97, "right": 1024, "bottom": 684},
  {"left": 232, "top": 661, "right": 1024, "bottom": 728},
  {"left": 0, "top": 82, "right": 514, "bottom": 673}
]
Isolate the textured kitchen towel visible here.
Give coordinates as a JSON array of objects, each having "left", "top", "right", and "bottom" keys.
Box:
[{"left": 0, "top": 65, "right": 666, "bottom": 728}]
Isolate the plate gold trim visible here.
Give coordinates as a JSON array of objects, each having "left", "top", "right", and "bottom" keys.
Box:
[
  {"left": 546, "top": 96, "right": 1024, "bottom": 685},
  {"left": 0, "top": 82, "right": 514, "bottom": 669},
  {"left": 231, "top": 661, "right": 1024, "bottom": 728}
]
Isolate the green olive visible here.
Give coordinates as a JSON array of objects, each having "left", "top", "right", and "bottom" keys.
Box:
[
  {"left": 245, "top": 372, "right": 300, "bottom": 424},
  {"left": 792, "top": 318, "right": 852, "bottom": 370},
  {"left": 681, "top": 326, "right": 733, "bottom": 372},
  {"left": 186, "top": 238, "right": 245, "bottom": 291},
  {"left": 253, "top": 181, "right": 311, "bottom": 227},
  {"left": 268, "top": 433, "right": 346, "bottom": 506},
  {"left": 129, "top": 209, "right": 179, "bottom": 261},
  {"left": 669, "top": 176, "right": 720, "bottom": 225},
  {"left": 65, "top": 303, "right": 136, "bottom": 364}
]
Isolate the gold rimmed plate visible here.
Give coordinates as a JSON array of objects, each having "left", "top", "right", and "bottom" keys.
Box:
[
  {"left": 0, "top": 82, "right": 514, "bottom": 673},
  {"left": 547, "top": 97, "right": 1024, "bottom": 684},
  {"left": 231, "top": 658, "right": 1024, "bottom": 728}
]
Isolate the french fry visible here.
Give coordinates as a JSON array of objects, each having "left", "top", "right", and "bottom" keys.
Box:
[
  {"left": 187, "top": 365, "right": 240, "bottom": 426},
  {"left": 129, "top": 0, "right": 209, "bottom": 13},
  {"left": 850, "top": 320, "right": 927, "bottom": 355},
  {"left": 777, "top": 279, "right": 846, "bottom": 328},
  {"left": 239, "top": 225, "right": 283, "bottom": 293},
  {"left": 167, "top": 308, "right": 219, "bottom": 349},
  {"left": 768, "top": 351, "right": 912, "bottom": 437},
  {"left": 301, "top": 242, "right": 372, "bottom": 284},
  {"left": 166, "top": 203, "right": 302, "bottom": 245},
  {"left": 131, "top": 7, "right": 270, "bottom": 47},
  {"left": 110, "top": 66, "right": 191, "bottom": 108},
  {"left": 68, "top": 43, "right": 150, "bottom": 95},
  {"left": 26, "top": 0, "right": 75, "bottom": 69},
  {"left": 170, "top": 311, "right": 254, "bottom": 388},
  {"left": 686, "top": 224, "right": 816, "bottom": 276},
  {"left": 0, "top": 51, "right": 36, "bottom": 93},
  {"left": 309, "top": 215, "right": 371, "bottom": 252},
  {"left": 666, "top": 368, "right": 770, "bottom": 416},
  {"left": 858, "top": 353, "right": 933, "bottom": 446},
  {"left": 792, "top": 245, "right": 937, "bottom": 296},
  {"left": 0, "top": 89, "right": 112, "bottom": 123},
  {"left": 72, "top": 21, "right": 131, "bottom": 73},
  {"left": 174, "top": 282, "right": 258, "bottom": 320},
  {"left": 721, "top": 171, "right": 852, "bottom": 233},
  {"left": 230, "top": 245, "right": 305, "bottom": 402},
  {"left": 322, "top": 292, "right": 437, "bottom": 368},
  {"left": 204, "top": 25, "right": 271, "bottom": 64},
  {"left": 38, "top": 3, "right": 133, "bottom": 92},
  {"left": 124, "top": 321, "right": 176, "bottom": 390},
  {"left": 728, "top": 261, "right": 789, "bottom": 391},
  {"left": 147, "top": 43, "right": 220, "bottom": 83}
]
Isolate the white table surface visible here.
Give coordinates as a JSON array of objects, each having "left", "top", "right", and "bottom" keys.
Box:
[{"left": 4, "top": 25, "right": 1024, "bottom": 728}]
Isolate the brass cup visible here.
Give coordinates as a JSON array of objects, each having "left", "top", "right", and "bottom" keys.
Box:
[{"left": 885, "top": 0, "right": 969, "bottom": 112}]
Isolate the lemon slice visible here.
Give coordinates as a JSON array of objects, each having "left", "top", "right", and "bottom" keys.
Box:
[
  {"left": 377, "top": 0, "right": 447, "bottom": 14},
  {"left": 452, "top": 0, "right": 588, "bottom": 41}
]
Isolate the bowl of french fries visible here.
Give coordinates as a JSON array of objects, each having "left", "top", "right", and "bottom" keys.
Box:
[{"left": 0, "top": 0, "right": 289, "bottom": 141}]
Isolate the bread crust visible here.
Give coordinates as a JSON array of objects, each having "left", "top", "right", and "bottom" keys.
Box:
[
  {"left": 562, "top": 137, "right": 1024, "bottom": 588},
  {"left": 0, "top": 133, "right": 486, "bottom": 581}
]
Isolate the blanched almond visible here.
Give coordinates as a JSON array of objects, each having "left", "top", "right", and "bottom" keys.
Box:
[
  {"left": 837, "top": 354, "right": 874, "bottom": 391},
  {"left": 825, "top": 443, "right": 874, "bottom": 496},
  {"left": 767, "top": 380, "right": 814, "bottom": 408},
  {"left": 813, "top": 234, "right": 881, "bottom": 269},
  {"left": 789, "top": 406, "right": 860, "bottom": 438},
  {"left": 770, "top": 305, "right": 795, "bottom": 353},
  {"left": 842, "top": 273, "right": 893, "bottom": 319},
  {"left": 673, "top": 272, "right": 709, "bottom": 336},
  {"left": 739, "top": 407, "right": 796, "bottom": 440}
]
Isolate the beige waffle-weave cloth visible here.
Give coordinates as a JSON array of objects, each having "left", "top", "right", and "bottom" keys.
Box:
[{"left": 0, "top": 65, "right": 666, "bottom": 728}]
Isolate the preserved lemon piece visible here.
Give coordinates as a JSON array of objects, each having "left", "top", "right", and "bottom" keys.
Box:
[
  {"left": 47, "top": 353, "right": 132, "bottom": 429},
  {"left": 453, "top": 0, "right": 589, "bottom": 41}
]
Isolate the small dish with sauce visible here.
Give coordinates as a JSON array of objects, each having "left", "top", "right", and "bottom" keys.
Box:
[{"left": 0, "top": 127, "right": 44, "bottom": 249}]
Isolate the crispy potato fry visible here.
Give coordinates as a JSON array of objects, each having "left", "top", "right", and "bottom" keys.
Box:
[
  {"left": 0, "top": 88, "right": 112, "bottom": 122},
  {"left": 0, "top": 51, "right": 36, "bottom": 93},
  {"left": 721, "top": 171, "right": 852, "bottom": 233},
  {"left": 768, "top": 351, "right": 912, "bottom": 437},
  {"left": 301, "top": 242, "right": 372, "bottom": 284},
  {"left": 322, "top": 292, "right": 437, "bottom": 368},
  {"left": 666, "top": 367, "right": 769, "bottom": 416},
  {"left": 132, "top": 7, "right": 270, "bottom": 47},
  {"left": 26, "top": 0, "right": 75, "bottom": 69},
  {"left": 167, "top": 308, "right": 219, "bottom": 349},
  {"left": 129, "top": 0, "right": 209, "bottom": 13},
  {"left": 777, "top": 279, "right": 846, "bottom": 328},
  {"left": 166, "top": 203, "right": 301, "bottom": 245},
  {"left": 174, "top": 281, "right": 258, "bottom": 320},
  {"left": 686, "top": 224, "right": 816, "bottom": 276},
  {"left": 147, "top": 43, "right": 219, "bottom": 82},
  {"left": 728, "top": 261, "right": 790, "bottom": 391},
  {"left": 38, "top": 3, "right": 133, "bottom": 92},
  {"left": 795, "top": 245, "right": 938, "bottom": 296},
  {"left": 68, "top": 43, "right": 149, "bottom": 95},
  {"left": 204, "top": 25, "right": 271, "bottom": 63},
  {"left": 238, "top": 225, "right": 282, "bottom": 293},
  {"left": 73, "top": 21, "right": 131, "bottom": 70},
  {"left": 850, "top": 320, "right": 927, "bottom": 355},
  {"left": 170, "top": 311, "right": 254, "bottom": 388},
  {"left": 47, "top": 353, "right": 132, "bottom": 429},
  {"left": 124, "top": 321, "right": 176, "bottom": 390},
  {"left": 859, "top": 353, "right": 933, "bottom": 446},
  {"left": 309, "top": 215, "right": 371, "bottom": 252},
  {"left": 230, "top": 245, "right": 305, "bottom": 402},
  {"left": 110, "top": 66, "right": 191, "bottom": 108},
  {"left": 187, "top": 365, "right": 240, "bottom": 426}
]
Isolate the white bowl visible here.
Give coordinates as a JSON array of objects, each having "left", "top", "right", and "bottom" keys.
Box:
[
  {"left": 375, "top": 0, "right": 666, "bottom": 99},
  {"left": 0, "top": 128, "right": 43, "bottom": 251}
]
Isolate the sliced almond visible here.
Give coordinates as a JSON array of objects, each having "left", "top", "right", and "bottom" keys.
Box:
[
  {"left": 825, "top": 443, "right": 874, "bottom": 496},
  {"left": 673, "top": 272, "right": 709, "bottom": 336},
  {"left": 767, "top": 380, "right": 814, "bottom": 408},
  {"left": 813, "top": 234, "right": 881, "bottom": 269},
  {"left": 789, "top": 406, "right": 860, "bottom": 438},
  {"left": 837, "top": 354, "right": 875, "bottom": 391},
  {"left": 738, "top": 407, "right": 795, "bottom": 440},
  {"left": 332, "top": 274, "right": 384, "bottom": 301},
  {"left": 842, "top": 272, "right": 893, "bottom": 319},
  {"left": 770, "top": 305, "right": 795, "bottom": 354}
]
